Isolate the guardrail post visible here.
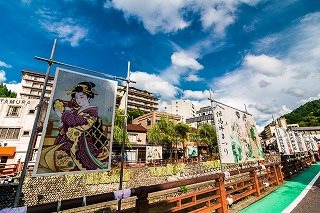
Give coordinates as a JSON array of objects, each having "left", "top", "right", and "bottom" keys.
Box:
[
  {"left": 215, "top": 174, "right": 228, "bottom": 213},
  {"left": 250, "top": 169, "right": 261, "bottom": 197},
  {"left": 136, "top": 187, "right": 149, "bottom": 213}
]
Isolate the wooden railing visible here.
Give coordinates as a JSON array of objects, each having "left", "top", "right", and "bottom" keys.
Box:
[
  {"left": 281, "top": 155, "right": 314, "bottom": 179},
  {"left": 26, "top": 163, "right": 283, "bottom": 213},
  {"left": 0, "top": 163, "right": 22, "bottom": 177}
]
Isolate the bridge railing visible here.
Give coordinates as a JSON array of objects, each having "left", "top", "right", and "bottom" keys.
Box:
[{"left": 26, "top": 163, "right": 283, "bottom": 213}]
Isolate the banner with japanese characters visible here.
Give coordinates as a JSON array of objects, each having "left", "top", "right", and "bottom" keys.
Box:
[
  {"left": 33, "top": 68, "right": 117, "bottom": 176},
  {"left": 309, "top": 136, "right": 319, "bottom": 152},
  {"left": 287, "top": 131, "right": 300, "bottom": 153},
  {"left": 302, "top": 135, "right": 313, "bottom": 152},
  {"left": 275, "top": 128, "right": 293, "bottom": 155},
  {"left": 294, "top": 132, "right": 308, "bottom": 152},
  {"left": 213, "top": 105, "right": 264, "bottom": 164}
]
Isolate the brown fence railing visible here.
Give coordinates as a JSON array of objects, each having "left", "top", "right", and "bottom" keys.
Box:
[{"left": 26, "top": 163, "right": 284, "bottom": 213}]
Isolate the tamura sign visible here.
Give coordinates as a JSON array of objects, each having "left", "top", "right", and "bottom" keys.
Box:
[{"left": 0, "top": 98, "right": 31, "bottom": 105}]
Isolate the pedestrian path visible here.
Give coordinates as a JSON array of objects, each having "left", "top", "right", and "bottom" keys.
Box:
[{"left": 239, "top": 162, "right": 320, "bottom": 213}]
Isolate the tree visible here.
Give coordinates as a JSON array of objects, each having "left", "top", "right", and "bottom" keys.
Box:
[
  {"left": 127, "top": 109, "right": 146, "bottom": 124},
  {"left": 113, "top": 109, "right": 130, "bottom": 147},
  {"left": 191, "top": 123, "right": 217, "bottom": 156},
  {"left": 0, "top": 83, "right": 17, "bottom": 98},
  {"left": 147, "top": 117, "right": 177, "bottom": 159},
  {"left": 175, "top": 123, "right": 191, "bottom": 158}
]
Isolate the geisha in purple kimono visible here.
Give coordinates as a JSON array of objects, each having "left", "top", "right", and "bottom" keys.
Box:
[{"left": 40, "top": 82, "right": 109, "bottom": 172}]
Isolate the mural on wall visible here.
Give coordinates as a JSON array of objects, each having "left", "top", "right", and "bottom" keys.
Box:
[
  {"left": 146, "top": 146, "right": 162, "bottom": 161},
  {"left": 33, "top": 68, "right": 117, "bottom": 176},
  {"left": 187, "top": 146, "right": 198, "bottom": 157},
  {"left": 213, "top": 105, "right": 264, "bottom": 164}
]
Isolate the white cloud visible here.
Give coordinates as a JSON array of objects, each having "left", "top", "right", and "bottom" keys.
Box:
[
  {"left": 282, "top": 87, "right": 304, "bottom": 98},
  {"left": 110, "top": 0, "right": 189, "bottom": 34},
  {"left": 200, "top": 7, "right": 234, "bottom": 35},
  {"left": 185, "top": 74, "right": 204, "bottom": 82},
  {"left": 130, "top": 71, "right": 179, "bottom": 100},
  {"left": 161, "top": 51, "right": 204, "bottom": 84},
  {"left": 183, "top": 90, "right": 210, "bottom": 100},
  {"left": 109, "top": 0, "right": 262, "bottom": 35},
  {"left": 38, "top": 9, "right": 88, "bottom": 47},
  {"left": 210, "top": 12, "right": 320, "bottom": 127},
  {"left": 5, "top": 82, "right": 22, "bottom": 94},
  {"left": 0, "top": 70, "right": 6, "bottom": 82},
  {"left": 0, "top": 60, "right": 12, "bottom": 68},
  {"left": 243, "top": 54, "right": 286, "bottom": 77},
  {"left": 171, "top": 52, "right": 203, "bottom": 70},
  {"left": 41, "top": 20, "right": 88, "bottom": 47}
]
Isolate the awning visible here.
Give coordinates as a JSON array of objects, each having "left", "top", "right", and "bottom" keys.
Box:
[{"left": 0, "top": 147, "right": 16, "bottom": 157}]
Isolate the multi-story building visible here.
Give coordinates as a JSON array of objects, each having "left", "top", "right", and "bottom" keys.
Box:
[
  {"left": 18, "top": 71, "right": 159, "bottom": 112},
  {"left": 0, "top": 98, "right": 42, "bottom": 165},
  {"left": 18, "top": 70, "right": 54, "bottom": 100},
  {"left": 164, "top": 100, "right": 196, "bottom": 123},
  {"left": 264, "top": 117, "right": 288, "bottom": 138},
  {"left": 117, "top": 86, "right": 159, "bottom": 112},
  {"left": 186, "top": 106, "right": 215, "bottom": 128},
  {"left": 132, "top": 111, "right": 181, "bottom": 130},
  {"left": 290, "top": 126, "right": 320, "bottom": 139}
]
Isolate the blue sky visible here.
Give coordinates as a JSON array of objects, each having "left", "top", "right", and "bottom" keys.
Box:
[{"left": 1, "top": 0, "right": 320, "bottom": 129}]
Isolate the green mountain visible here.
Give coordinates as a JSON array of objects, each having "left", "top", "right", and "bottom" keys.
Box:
[{"left": 285, "top": 99, "right": 320, "bottom": 127}]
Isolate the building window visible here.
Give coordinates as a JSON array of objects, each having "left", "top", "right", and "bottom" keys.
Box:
[
  {"left": 23, "top": 131, "right": 30, "bottom": 136},
  {"left": 0, "top": 128, "right": 21, "bottom": 139},
  {"left": 147, "top": 119, "right": 151, "bottom": 126},
  {"left": 7, "top": 106, "right": 22, "bottom": 117},
  {"left": 0, "top": 156, "right": 8, "bottom": 164},
  {"left": 29, "top": 109, "right": 35, "bottom": 114},
  {"left": 129, "top": 134, "right": 138, "bottom": 143}
]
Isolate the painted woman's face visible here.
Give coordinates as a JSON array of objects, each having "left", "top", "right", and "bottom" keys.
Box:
[{"left": 75, "top": 92, "right": 90, "bottom": 107}]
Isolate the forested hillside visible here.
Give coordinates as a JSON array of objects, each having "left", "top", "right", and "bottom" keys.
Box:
[{"left": 285, "top": 99, "right": 320, "bottom": 127}]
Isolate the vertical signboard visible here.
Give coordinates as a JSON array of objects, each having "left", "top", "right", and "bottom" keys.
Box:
[
  {"left": 303, "top": 135, "right": 313, "bottom": 152},
  {"left": 187, "top": 146, "right": 198, "bottom": 157},
  {"left": 213, "top": 105, "right": 264, "bottom": 164},
  {"left": 309, "top": 136, "right": 319, "bottom": 152},
  {"left": 33, "top": 68, "right": 117, "bottom": 176},
  {"left": 287, "top": 131, "right": 300, "bottom": 153},
  {"left": 275, "top": 128, "right": 293, "bottom": 155},
  {"left": 294, "top": 132, "right": 307, "bottom": 152},
  {"left": 146, "top": 146, "right": 162, "bottom": 162}
]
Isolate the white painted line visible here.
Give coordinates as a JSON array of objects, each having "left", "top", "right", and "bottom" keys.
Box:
[{"left": 282, "top": 171, "right": 320, "bottom": 213}]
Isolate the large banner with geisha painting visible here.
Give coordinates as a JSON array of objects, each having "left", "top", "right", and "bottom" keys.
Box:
[
  {"left": 213, "top": 104, "right": 264, "bottom": 164},
  {"left": 33, "top": 68, "right": 117, "bottom": 176}
]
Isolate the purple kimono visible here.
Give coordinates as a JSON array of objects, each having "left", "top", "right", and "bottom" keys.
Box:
[{"left": 54, "top": 106, "right": 108, "bottom": 171}]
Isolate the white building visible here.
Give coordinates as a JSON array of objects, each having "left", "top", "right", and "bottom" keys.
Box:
[
  {"left": 186, "top": 106, "right": 215, "bottom": 128},
  {"left": 164, "top": 100, "right": 196, "bottom": 123},
  {"left": 0, "top": 98, "right": 41, "bottom": 165},
  {"left": 18, "top": 70, "right": 54, "bottom": 100}
]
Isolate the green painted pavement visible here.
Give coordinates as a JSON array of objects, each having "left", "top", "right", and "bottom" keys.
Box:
[{"left": 239, "top": 162, "right": 320, "bottom": 213}]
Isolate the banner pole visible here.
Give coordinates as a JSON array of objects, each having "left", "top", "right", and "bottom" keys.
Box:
[
  {"left": 208, "top": 90, "right": 223, "bottom": 172},
  {"left": 14, "top": 39, "right": 57, "bottom": 207},
  {"left": 118, "top": 61, "right": 130, "bottom": 211}
]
